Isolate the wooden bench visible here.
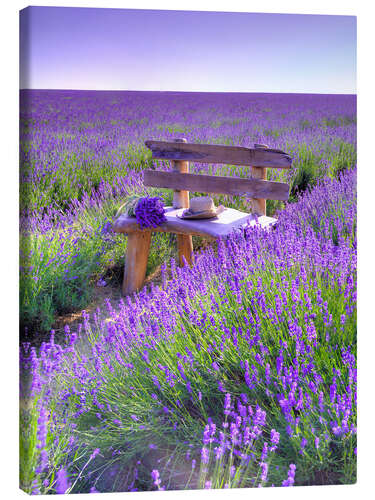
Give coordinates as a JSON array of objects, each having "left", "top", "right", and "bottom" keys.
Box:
[{"left": 113, "top": 138, "right": 292, "bottom": 295}]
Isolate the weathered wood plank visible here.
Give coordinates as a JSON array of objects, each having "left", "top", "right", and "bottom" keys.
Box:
[
  {"left": 171, "top": 138, "right": 193, "bottom": 267},
  {"left": 145, "top": 140, "right": 292, "bottom": 168},
  {"left": 122, "top": 231, "right": 151, "bottom": 295},
  {"left": 114, "top": 207, "right": 277, "bottom": 239},
  {"left": 171, "top": 138, "right": 190, "bottom": 209},
  {"left": 144, "top": 170, "right": 289, "bottom": 201}
]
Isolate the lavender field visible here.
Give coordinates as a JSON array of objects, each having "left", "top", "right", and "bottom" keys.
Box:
[{"left": 20, "top": 90, "right": 356, "bottom": 493}]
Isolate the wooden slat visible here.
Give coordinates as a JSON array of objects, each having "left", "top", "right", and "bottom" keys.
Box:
[
  {"left": 145, "top": 140, "right": 292, "bottom": 169},
  {"left": 171, "top": 138, "right": 194, "bottom": 267},
  {"left": 144, "top": 170, "right": 289, "bottom": 201}
]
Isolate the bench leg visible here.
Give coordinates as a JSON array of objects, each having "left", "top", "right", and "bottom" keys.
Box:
[
  {"left": 177, "top": 234, "right": 194, "bottom": 267},
  {"left": 122, "top": 231, "right": 152, "bottom": 295}
]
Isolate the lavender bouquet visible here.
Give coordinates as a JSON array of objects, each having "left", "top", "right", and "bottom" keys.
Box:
[{"left": 117, "top": 194, "right": 167, "bottom": 229}]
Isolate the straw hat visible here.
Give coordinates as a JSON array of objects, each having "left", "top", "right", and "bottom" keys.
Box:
[{"left": 178, "top": 196, "right": 225, "bottom": 219}]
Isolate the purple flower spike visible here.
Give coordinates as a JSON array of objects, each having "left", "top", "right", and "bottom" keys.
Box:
[
  {"left": 90, "top": 448, "right": 100, "bottom": 460},
  {"left": 151, "top": 469, "right": 164, "bottom": 490},
  {"left": 282, "top": 463, "right": 296, "bottom": 487},
  {"left": 201, "top": 447, "right": 210, "bottom": 464},
  {"left": 56, "top": 468, "right": 70, "bottom": 494},
  {"left": 260, "top": 462, "right": 268, "bottom": 482}
]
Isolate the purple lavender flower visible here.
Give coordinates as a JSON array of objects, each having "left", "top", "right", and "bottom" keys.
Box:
[
  {"left": 282, "top": 463, "right": 296, "bottom": 487},
  {"left": 260, "top": 462, "right": 268, "bottom": 482},
  {"left": 135, "top": 196, "right": 167, "bottom": 229},
  {"left": 201, "top": 447, "right": 210, "bottom": 464},
  {"left": 151, "top": 469, "right": 161, "bottom": 487},
  {"left": 261, "top": 442, "right": 268, "bottom": 461},
  {"left": 55, "top": 468, "right": 70, "bottom": 494},
  {"left": 36, "top": 406, "right": 48, "bottom": 450},
  {"left": 300, "top": 437, "right": 308, "bottom": 454},
  {"left": 90, "top": 448, "right": 100, "bottom": 460},
  {"left": 214, "top": 446, "right": 224, "bottom": 460},
  {"left": 31, "top": 479, "right": 40, "bottom": 495},
  {"left": 270, "top": 429, "right": 280, "bottom": 446},
  {"left": 224, "top": 393, "right": 231, "bottom": 410},
  {"left": 35, "top": 449, "right": 48, "bottom": 474},
  {"left": 203, "top": 425, "right": 211, "bottom": 445}
]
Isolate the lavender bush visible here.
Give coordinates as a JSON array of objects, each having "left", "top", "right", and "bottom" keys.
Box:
[
  {"left": 20, "top": 90, "right": 356, "bottom": 332},
  {"left": 19, "top": 89, "right": 356, "bottom": 492},
  {"left": 20, "top": 90, "right": 356, "bottom": 213},
  {"left": 20, "top": 164, "right": 356, "bottom": 493}
]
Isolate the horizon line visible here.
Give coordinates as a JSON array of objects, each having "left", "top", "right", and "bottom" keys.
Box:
[{"left": 19, "top": 88, "right": 357, "bottom": 96}]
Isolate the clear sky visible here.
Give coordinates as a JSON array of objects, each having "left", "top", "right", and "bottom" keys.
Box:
[{"left": 19, "top": 6, "right": 356, "bottom": 94}]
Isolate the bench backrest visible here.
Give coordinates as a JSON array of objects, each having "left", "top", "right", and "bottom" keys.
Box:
[{"left": 144, "top": 138, "right": 292, "bottom": 216}]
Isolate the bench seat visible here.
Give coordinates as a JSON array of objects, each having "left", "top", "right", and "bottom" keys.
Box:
[{"left": 113, "top": 206, "right": 277, "bottom": 239}]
